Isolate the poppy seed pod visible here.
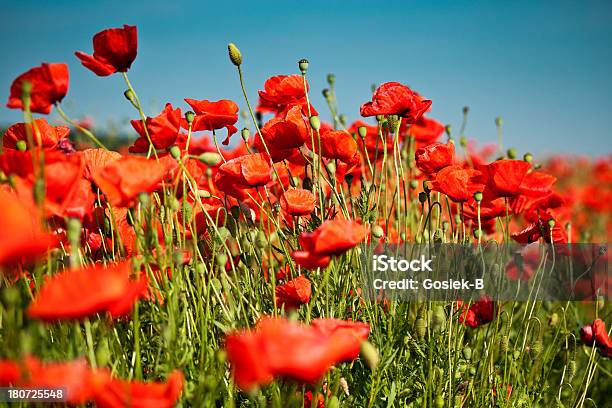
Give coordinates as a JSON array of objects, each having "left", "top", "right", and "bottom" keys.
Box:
[
  {"left": 16, "top": 140, "right": 27, "bottom": 151},
  {"left": 415, "top": 318, "right": 427, "bottom": 339},
  {"left": 169, "top": 145, "right": 181, "bottom": 160},
  {"left": 418, "top": 192, "right": 428, "bottom": 204},
  {"left": 547, "top": 219, "right": 556, "bottom": 229},
  {"left": 123, "top": 89, "right": 137, "bottom": 106},
  {"left": 227, "top": 43, "right": 242, "bottom": 66},
  {"left": 371, "top": 225, "right": 384, "bottom": 239},
  {"left": 473, "top": 229, "right": 482, "bottom": 239},
  {"left": 507, "top": 148, "right": 517, "bottom": 159},
  {"left": 495, "top": 116, "right": 503, "bottom": 126},
  {"left": 459, "top": 136, "right": 467, "bottom": 147},
  {"left": 241, "top": 127, "right": 250, "bottom": 142},
  {"left": 185, "top": 110, "right": 195, "bottom": 125},
  {"left": 215, "top": 253, "right": 228, "bottom": 268},
  {"left": 327, "top": 73, "right": 336, "bottom": 85},
  {"left": 462, "top": 346, "right": 472, "bottom": 360},
  {"left": 322, "top": 88, "right": 330, "bottom": 99},
  {"left": 198, "top": 152, "right": 222, "bottom": 166},
  {"left": 360, "top": 340, "right": 379, "bottom": 370},
  {"left": 344, "top": 173, "right": 354, "bottom": 185},
  {"left": 409, "top": 180, "right": 418, "bottom": 189},
  {"left": 298, "top": 58, "right": 309, "bottom": 74},
  {"left": 309, "top": 115, "right": 320, "bottom": 131},
  {"left": 339, "top": 114, "right": 347, "bottom": 126},
  {"left": 473, "top": 191, "right": 483, "bottom": 202},
  {"left": 357, "top": 126, "right": 367, "bottom": 138},
  {"left": 523, "top": 152, "right": 533, "bottom": 163}
]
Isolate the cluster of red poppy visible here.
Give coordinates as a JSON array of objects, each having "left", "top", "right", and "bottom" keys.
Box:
[{"left": 1, "top": 22, "right": 610, "bottom": 405}]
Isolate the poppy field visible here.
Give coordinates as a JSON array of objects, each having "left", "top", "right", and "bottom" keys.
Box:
[{"left": 1, "top": 24, "right": 611, "bottom": 407}]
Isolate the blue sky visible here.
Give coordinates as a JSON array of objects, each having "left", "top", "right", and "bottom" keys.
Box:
[{"left": 1, "top": 0, "right": 611, "bottom": 156}]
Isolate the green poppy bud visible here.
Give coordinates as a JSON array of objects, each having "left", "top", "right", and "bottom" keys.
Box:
[
  {"left": 409, "top": 180, "right": 418, "bottom": 190},
  {"left": 360, "top": 341, "right": 379, "bottom": 371},
  {"left": 463, "top": 346, "right": 472, "bottom": 361},
  {"left": 473, "top": 229, "right": 482, "bottom": 239},
  {"left": 434, "top": 395, "right": 445, "bottom": 408},
  {"left": 418, "top": 192, "right": 428, "bottom": 204},
  {"left": 298, "top": 58, "right": 309, "bottom": 74},
  {"left": 459, "top": 136, "right": 467, "bottom": 147},
  {"left": 196, "top": 189, "right": 211, "bottom": 199},
  {"left": 215, "top": 253, "right": 228, "bottom": 268},
  {"left": 198, "top": 152, "right": 222, "bottom": 166},
  {"left": 371, "top": 225, "right": 384, "bottom": 239},
  {"left": 322, "top": 88, "right": 331, "bottom": 100},
  {"left": 123, "top": 89, "right": 137, "bottom": 107},
  {"left": 227, "top": 43, "right": 242, "bottom": 66},
  {"left": 445, "top": 124, "right": 452, "bottom": 137},
  {"left": 241, "top": 127, "right": 250, "bottom": 142},
  {"left": 16, "top": 140, "right": 27, "bottom": 151},
  {"left": 462, "top": 106, "right": 470, "bottom": 115},
  {"left": 339, "top": 114, "right": 347, "bottom": 126},
  {"left": 327, "top": 73, "right": 336, "bottom": 86},
  {"left": 473, "top": 191, "right": 483, "bottom": 202},
  {"left": 547, "top": 218, "right": 556, "bottom": 229},
  {"left": 169, "top": 145, "right": 181, "bottom": 160},
  {"left": 549, "top": 312, "right": 559, "bottom": 326},
  {"left": 185, "top": 110, "right": 195, "bottom": 125},
  {"left": 309, "top": 115, "right": 320, "bottom": 131},
  {"left": 523, "top": 152, "right": 533, "bottom": 163},
  {"left": 357, "top": 126, "right": 367, "bottom": 138},
  {"left": 507, "top": 148, "right": 517, "bottom": 159},
  {"left": 495, "top": 116, "right": 503, "bottom": 127}
]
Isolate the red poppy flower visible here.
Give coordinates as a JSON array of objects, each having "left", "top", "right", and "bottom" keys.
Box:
[
  {"left": 6, "top": 63, "right": 69, "bottom": 114},
  {"left": 0, "top": 190, "right": 57, "bottom": 267},
  {"left": 292, "top": 219, "right": 367, "bottom": 269},
  {"left": 92, "top": 156, "right": 170, "bottom": 207},
  {"left": 216, "top": 153, "right": 272, "bottom": 188},
  {"left": 183, "top": 98, "right": 238, "bottom": 145},
  {"left": 0, "top": 357, "right": 96, "bottom": 404},
  {"left": 431, "top": 165, "right": 484, "bottom": 203},
  {"left": 75, "top": 25, "right": 138, "bottom": 76},
  {"left": 518, "top": 171, "right": 556, "bottom": 197},
  {"left": 257, "top": 75, "right": 315, "bottom": 115},
  {"left": 256, "top": 105, "right": 309, "bottom": 161},
  {"left": 93, "top": 370, "right": 184, "bottom": 408},
  {"left": 225, "top": 316, "right": 369, "bottom": 391},
  {"left": 80, "top": 148, "right": 123, "bottom": 181},
  {"left": 360, "top": 82, "right": 431, "bottom": 123},
  {"left": 129, "top": 104, "right": 182, "bottom": 153},
  {"left": 275, "top": 275, "right": 312, "bottom": 310},
  {"left": 3, "top": 118, "right": 70, "bottom": 150},
  {"left": 458, "top": 296, "right": 495, "bottom": 328},
  {"left": 415, "top": 141, "right": 455, "bottom": 175},
  {"left": 481, "top": 160, "right": 531, "bottom": 198},
  {"left": 511, "top": 210, "right": 568, "bottom": 244},
  {"left": 280, "top": 188, "right": 315, "bottom": 216},
  {"left": 310, "top": 129, "right": 357, "bottom": 163},
  {"left": 408, "top": 116, "right": 445, "bottom": 145},
  {"left": 27, "top": 261, "right": 148, "bottom": 321},
  {"left": 580, "top": 319, "right": 612, "bottom": 358}
]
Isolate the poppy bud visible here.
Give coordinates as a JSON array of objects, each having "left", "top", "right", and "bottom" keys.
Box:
[
  {"left": 434, "top": 395, "right": 445, "bottom": 408},
  {"left": 473, "top": 191, "right": 483, "bottom": 202},
  {"left": 357, "top": 126, "right": 367, "bottom": 139},
  {"left": 375, "top": 114, "right": 385, "bottom": 123},
  {"left": 227, "top": 43, "right": 242, "bottom": 66},
  {"left": 241, "top": 127, "right": 250, "bottom": 142},
  {"left": 181, "top": 200, "right": 192, "bottom": 221},
  {"left": 169, "top": 145, "right": 181, "bottom": 160},
  {"left": 309, "top": 115, "right": 320, "bottom": 131},
  {"left": 298, "top": 58, "right": 309, "bottom": 74},
  {"left": 473, "top": 229, "right": 482, "bottom": 240},
  {"left": 339, "top": 114, "right": 347, "bottom": 127},
  {"left": 255, "top": 230, "right": 267, "bottom": 248},
  {"left": 327, "top": 73, "right": 336, "bottom": 86},
  {"left": 423, "top": 180, "right": 431, "bottom": 193},
  {"left": 371, "top": 83, "right": 377, "bottom": 93},
  {"left": 418, "top": 192, "right": 427, "bottom": 204},
  {"left": 415, "top": 318, "right": 427, "bottom": 339},
  {"left": 547, "top": 219, "right": 555, "bottom": 229},
  {"left": 196, "top": 189, "right": 211, "bottom": 199},
  {"left": 185, "top": 110, "right": 195, "bottom": 125},
  {"left": 215, "top": 253, "right": 228, "bottom": 268},
  {"left": 386, "top": 115, "right": 399, "bottom": 133},
  {"left": 523, "top": 152, "right": 533, "bottom": 163},
  {"left": 463, "top": 346, "right": 472, "bottom": 360},
  {"left": 340, "top": 173, "right": 352, "bottom": 188},
  {"left": 371, "top": 225, "right": 384, "bottom": 239},
  {"left": 15, "top": 140, "right": 27, "bottom": 151},
  {"left": 326, "top": 161, "right": 336, "bottom": 175},
  {"left": 198, "top": 152, "right": 222, "bottom": 166},
  {"left": 445, "top": 124, "right": 452, "bottom": 138},
  {"left": 459, "top": 136, "right": 467, "bottom": 147},
  {"left": 495, "top": 116, "right": 503, "bottom": 127},
  {"left": 123, "top": 89, "right": 137, "bottom": 107},
  {"left": 409, "top": 180, "right": 418, "bottom": 190},
  {"left": 549, "top": 312, "right": 559, "bottom": 326},
  {"left": 322, "top": 88, "right": 331, "bottom": 99},
  {"left": 360, "top": 340, "right": 379, "bottom": 370},
  {"left": 507, "top": 148, "right": 517, "bottom": 159},
  {"left": 432, "top": 305, "right": 446, "bottom": 331}
]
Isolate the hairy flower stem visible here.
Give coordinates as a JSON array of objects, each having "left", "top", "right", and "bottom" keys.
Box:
[{"left": 55, "top": 103, "right": 108, "bottom": 150}]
